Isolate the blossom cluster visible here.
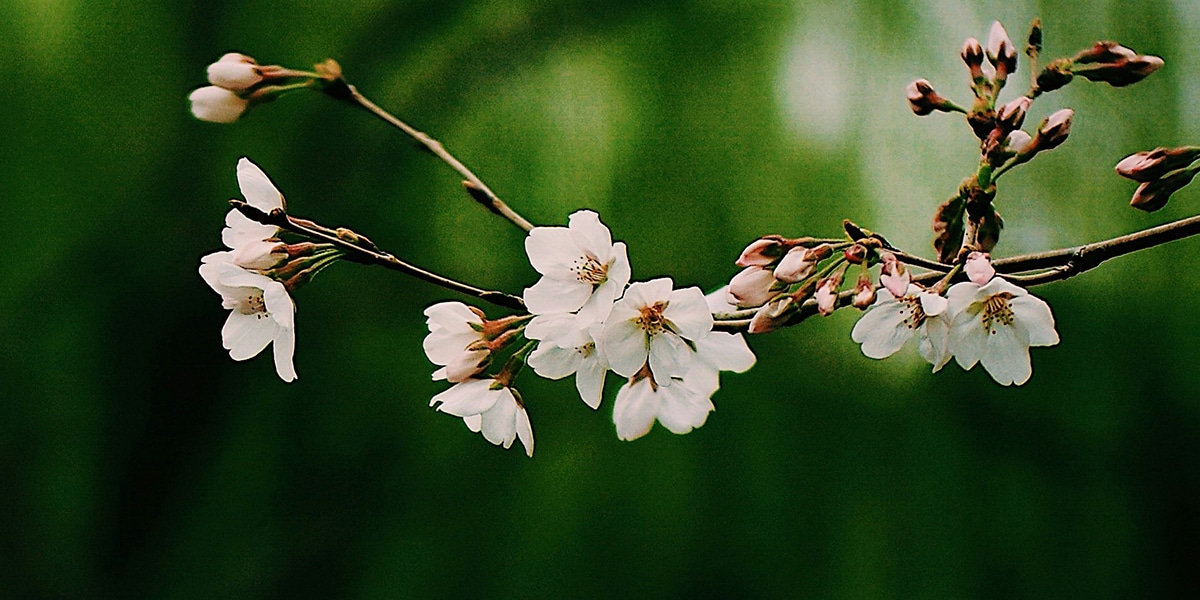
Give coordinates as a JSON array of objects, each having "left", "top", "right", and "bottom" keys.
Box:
[{"left": 424, "top": 211, "right": 756, "bottom": 456}]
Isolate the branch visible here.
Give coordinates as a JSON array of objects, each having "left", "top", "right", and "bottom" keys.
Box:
[
  {"left": 713, "top": 213, "right": 1200, "bottom": 332},
  {"left": 231, "top": 200, "right": 527, "bottom": 311},
  {"left": 327, "top": 79, "right": 535, "bottom": 232}
]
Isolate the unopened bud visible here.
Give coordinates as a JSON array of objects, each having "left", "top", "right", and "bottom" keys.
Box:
[
  {"left": 906, "top": 79, "right": 954, "bottom": 116},
  {"left": 964, "top": 251, "right": 996, "bottom": 285},
  {"left": 1075, "top": 55, "right": 1164, "bottom": 87},
  {"left": 997, "top": 96, "right": 1031, "bottom": 131},
  {"left": 206, "top": 53, "right": 263, "bottom": 92},
  {"left": 986, "top": 21, "right": 1018, "bottom": 75},
  {"left": 878, "top": 251, "right": 910, "bottom": 298},
  {"left": 843, "top": 244, "right": 868, "bottom": 264},
  {"left": 775, "top": 244, "right": 830, "bottom": 283},
  {"left": 1026, "top": 19, "right": 1043, "bottom": 57},
  {"left": 961, "top": 37, "right": 986, "bottom": 81},
  {"left": 1073, "top": 41, "right": 1137, "bottom": 64},
  {"left": 727, "top": 266, "right": 778, "bottom": 308},
  {"left": 1031, "top": 108, "right": 1074, "bottom": 152},
  {"left": 748, "top": 296, "right": 794, "bottom": 334},
  {"left": 188, "top": 86, "right": 249, "bottom": 123},
  {"left": 735, "top": 236, "right": 785, "bottom": 267},
  {"left": 1005, "top": 130, "right": 1033, "bottom": 154},
  {"left": 815, "top": 273, "right": 844, "bottom": 316},
  {"left": 1130, "top": 168, "right": 1199, "bottom": 212},
  {"left": 1035, "top": 59, "right": 1074, "bottom": 93},
  {"left": 852, "top": 273, "right": 876, "bottom": 309},
  {"left": 1116, "top": 147, "right": 1200, "bottom": 182}
]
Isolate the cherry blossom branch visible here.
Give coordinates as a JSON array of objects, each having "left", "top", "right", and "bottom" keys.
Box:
[
  {"left": 319, "top": 75, "right": 535, "bottom": 232},
  {"left": 230, "top": 200, "right": 527, "bottom": 311},
  {"left": 713, "top": 213, "right": 1200, "bottom": 332}
]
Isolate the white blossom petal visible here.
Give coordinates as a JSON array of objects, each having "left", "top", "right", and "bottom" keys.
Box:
[
  {"left": 663, "top": 287, "right": 713, "bottom": 341},
  {"left": 575, "top": 354, "right": 607, "bottom": 410},
  {"left": 524, "top": 227, "right": 579, "bottom": 277},
  {"left": 527, "top": 343, "right": 582, "bottom": 380},
  {"left": 432, "top": 379, "right": 501, "bottom": 415},
  {"left": 568, "top": 210, "right": 613, "bottom": 262},
  {"left": 655, "top": 384, "right": 714, "bottom": 435},
  {"left": 514, "top": 407, "right": 534, "bottom": 457},
  {"left": 694, "top": 331, "right": 756, "bottom": 373},
  {"left": 648, "top": 332, "right": 692, "bottom": 384},
  {"left": 613, "top": 378, "right": 660, "bottom": 441},
  {"left": 236, "top": 158, "right": 285, "bottom": 213},
  {"left": 979, "top": 321, "right": 1033, "bottom": 386},
  {"left": 222, "top": 209, "right": 278, "bottom": 249},
  {"left": 523, "top": 276, "right": 592, "bottom": 315},
  {"left": 272, "top": 325, "right": 297, "bottom": 382},
  {"left": 851, "top": 294, "right": 914, "bottom": 359},
  {"left": 1010, "top": 295, "right": 1059, "bottom": 347},
  {"left": 480, "top": 392, "right": 519, "bottom": 448},
  {"left": 602, "top": 317, "right": 650, "bottom": 378}
]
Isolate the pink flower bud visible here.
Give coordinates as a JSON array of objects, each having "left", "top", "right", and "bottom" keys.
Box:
[
  {"left": 1116, "top": 147, "right": 1200, "bottom": 182},
  {"left": 774, "top": 247, "right": 815, "bottom": 283},
  {"left": 964, "top": 251, "right": 996, "bottom": 285},
  {"left": 815, "top": 274, "right": 843, "bottom": 316},
  {"left": 997, "top": 97, "right": 1031, "bottom": 130},
  {"left": 906, "top": 79, "right": 947, "bottom": 116},
  {"left": 851, "top": 273, "right": 875, "bottom": 309},
  {"left": 1031, "top": 108, "right": 1073, "bottom": 151},
  {"left": 986, "top": 21, "right": 1018, "bottom": 74},
  {"left": 735, "top": 237, "right": 784, "bottom": 267},
  {"left": 878, "top": 252, "right": 910, "bottom": 298},
  {"left": 207, "top": 53, "right": 263, "bottom": 92},
  {"left": 961, "top": 38, "right": 984, "bottom": 70},
  {"left": 1005, "top": 130, "right": 1032, "bottom": 154},
  {"left": 748, "top": 296, "right": 793, "bottom": 334},
  {"left": 189, "top": 86, "right": 249, "bottom": 123},
  {"left": 727, "top": 266, "right": 778, "bottom": 308},
  {"left": 1130, "top": 168, "right": 1199, "bottom": 212}
]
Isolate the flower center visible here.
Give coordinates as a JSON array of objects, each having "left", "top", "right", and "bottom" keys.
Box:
[
  {"left": 981, "top": 292, "right": 1016, "bottom": 333},
  {"left": 571, "top": 256, "right": 609, "bottom": 285},
  {"left": 636, "top": 302, "right": 668, "bottom": 335},
  {"left": 577, "top": 342, "right": 596, "bottom": 358},
  {"left": 230, "top": 289, "right": 269, "bottom": 319},
  {"left": 897, "top": 295, "right": 927, "bottom": 330}
]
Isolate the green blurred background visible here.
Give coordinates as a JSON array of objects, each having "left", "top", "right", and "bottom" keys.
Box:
[{"left": 3, "top": 0, "right": 1199, "bottom": 597}]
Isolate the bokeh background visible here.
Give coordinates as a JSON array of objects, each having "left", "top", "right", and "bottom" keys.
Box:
[{"left": 3, "top": 0, "right": 1200, "bottom": 597}]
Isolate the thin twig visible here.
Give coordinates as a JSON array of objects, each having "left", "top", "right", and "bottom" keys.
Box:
[
  {"left": 336, "top": 83, "right": 535, "bottom": 232},
  {"left": 232, "top": 201, "right": 526, "bottom": 311}
]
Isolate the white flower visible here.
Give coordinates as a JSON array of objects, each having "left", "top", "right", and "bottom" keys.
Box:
[
  {"left": 219, "top": 158, "right": 290, "bottom": 268},
  {"left": 526, "top": 313, "right": 608, "bottom": 409},
  {"left": 430, "top": 379, "right": 534, "bottom": 457},
  {"left": 199, "top": 253, "right": 297, "bottom": 382},
  {"left": 423, "top": 302, "right": 489, "bottom": 383},
  {"left": 189, "top": 86, "right": 249, "bottom": 123},
  {"left": 612, "top": 331, "right": 755, "bottom": 441},
  {"left": 613, "top": 376, "right": 713, "bottom": 441},
  {"left": 601, "top": 278, "right": 712, "bottom": 383},
  {"left": 946, "top": 277, "right": 1059, "bottom": 386},
  {"left": 851, "top": 284, "right": 951, "bottom": 371},
  {"left": 207, "top": 53, "right": 263, "bottom": 92},
  {"left": 523, "top": 210, "right": 631, "bottom": 322}
]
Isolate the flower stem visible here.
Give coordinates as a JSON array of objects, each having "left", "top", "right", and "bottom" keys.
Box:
[
  {"left": 332, "top": 82, "right": 535, "bottom": 232},
  {"left": 231, "top": 200, "right": 527, "bottom": 311}
]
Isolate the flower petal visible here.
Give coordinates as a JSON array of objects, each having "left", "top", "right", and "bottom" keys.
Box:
[
  {"left": 237, "top": 157, "right": 285, "bottom": 212},
  {"left": 524, "top": 227, "right": 579, "bottom": 277},
  {"left": 918, "top": 315, "right": 952, "bottom": 372},
  {"left": 433, "top": 380, "right": 501, "bottom": 416},
  {"left": 648, "top": 332, "right": 693, "bottom": 384},
  {"left": 621, "top": 278, "right": 673, "bottom": 309},
  {"left": 480, "top": 392, "right": 519, "bottom": 448},
  {"left": 575, "top": 354, "right": 607, "bottom": 410},
  {"left": 1010, "top": 294, "right": 1059, "bottom": 347},
  {"left": 527, "top": 343, "right": 581, "bottom": 380},
  {"left": 523, "top": 277, "right": 591, "bottom": 316},
  {"left": 655, "top": 384, "right": 714, "bottom": 435},
  {"left": 222, "top": 311, "right": 275, "bottom": 361},
  {"left": 568, "top": 210, "right": 613, "bottom": 262},
  {"left": 979, "top": 322, "right": 1033, "bottom": 386},
  {"left": 694, "top": 331, "right": 756, "bottom": 373},
  {"left": 850, "top": 298, "right": 913, "bottom": 359},
  {"left": 664, "top": 286, "right": 713, "bottom": 341},
  {"left": 613, "top": 379, "right": 659, "bottom": 441},
  {"left": 424, "top": 302, "right": 482, "bottom": 333},
  {"left": 514, "top": 407, "right": 534, "bottom": 457},
  {"left": 222, "top": 209, "right": 279, "bottom": 249},
  {"left": 601, "top": 317, "right": 649, "bottom": 378},
  {"left": 272, "top": 326, "right": 297, "bottom": 382},
  {"left": 950, "top": 309, "right": 987, "bottom": 370}
]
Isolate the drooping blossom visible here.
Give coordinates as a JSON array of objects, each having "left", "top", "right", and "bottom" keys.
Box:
[
  {"left": 851, "top": 284, "right": 951, "bottom": 371},
  {"left": 946, "top": 277, "right": 1058, "bottom": 386},
  {"left": 526, "top": 313, "right": 608, "bottom": 409},
  {"left": 600, "top": 278, "right": 712, "bottom": 383},
  {"left": 423, "top": 302, "right": 490, "bottom": 383},
  {"left": 199, "top": 253, "right": 297, "bottom": 382},
  {"left": 523, "top": 210, "right": 631, "bottom": 322},
  {"left": 430, "top": 378, "right": 533, "bottom": 457},
  {"left": 878, "top": 251, "right": 910, "bottom": 298}
]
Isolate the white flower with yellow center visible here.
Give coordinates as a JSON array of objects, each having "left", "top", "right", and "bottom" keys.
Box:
[
  {"left": 946, "top": 277, "right": 1059, "bottom": 386},
  {"left": 851, "top": 284, "right": 952, "bottom": 371},
  {"left": 430, "top": 379, "right": 534, "bottom": 457},
  {"left": 523, "top": 210, "right": 631, "bottom": 322},
  {"left": 600, "top": 278, "right": 712, "bottom": 384},
  {"left": 199, "top": 254, "right": 297, "bottom": 382},
  {"left": 526, "top": 313, "right": 608, "bottom": 409}
]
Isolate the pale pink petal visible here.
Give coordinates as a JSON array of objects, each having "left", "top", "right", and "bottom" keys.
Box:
[
  {"left": 1011, "top": 294, "right": 1059, "bottom": 347},
  {"left": 222, "top": 311, "right": 275, "bottom": 361},
  {"left": 664, "top": 286, "right": 713, "bottom": 341},
  {"left": 648, "top": 332, "right": 693, "bottom": 384},
  {"left": 601, "top": 318, "right": 649, "bottom": 378},
  {"left": 613, "top": 379, "right": 659, "bottom": 441},
  {"left": 979, "top": 321, "right": 1032, "bottom": 386}
]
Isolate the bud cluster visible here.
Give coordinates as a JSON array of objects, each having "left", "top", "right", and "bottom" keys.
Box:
[
  {"left": 1116, "top": 147, "right": 1200, "bottom": 212},
  {"left": 189, "top": 53, "right": 328, "bottom": 124}
]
